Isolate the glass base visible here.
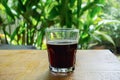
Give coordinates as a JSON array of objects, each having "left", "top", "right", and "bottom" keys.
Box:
[{"left": 49, "top": 66, "right": 74, "bottom": 73}]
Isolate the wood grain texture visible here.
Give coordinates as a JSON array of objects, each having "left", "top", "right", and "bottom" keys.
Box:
[{"left": 0, "top": 50, "right": 120, "bottom": 80}]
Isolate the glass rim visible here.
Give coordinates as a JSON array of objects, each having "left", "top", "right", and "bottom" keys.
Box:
[{"left": 46, "top": 28, "right": 79, "bottom": 32}]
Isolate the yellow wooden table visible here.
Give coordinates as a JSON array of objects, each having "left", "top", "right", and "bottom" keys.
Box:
[{"left": 0, "top": 50, "right": 120, "bottom": 80}]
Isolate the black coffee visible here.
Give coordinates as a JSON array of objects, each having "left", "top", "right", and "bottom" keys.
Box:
[{"left": 47, "top": 40, "right": 77, "bottom": 68}]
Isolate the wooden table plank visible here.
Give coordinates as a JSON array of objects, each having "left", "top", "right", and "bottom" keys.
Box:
[{"left": 0, "top": 50, "right": 120, "bottom": 80}]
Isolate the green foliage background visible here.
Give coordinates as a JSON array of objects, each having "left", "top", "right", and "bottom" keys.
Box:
[
  {"left": 102, "top": 0, "right": 120, "bottom": 47},
  {"left": 0, "top": 0, "right": 114, "bottom": 49}
]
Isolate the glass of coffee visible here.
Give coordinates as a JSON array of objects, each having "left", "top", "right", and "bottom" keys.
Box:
[{"left": 46, "top": 28, "right": 79, "bottom": 73}]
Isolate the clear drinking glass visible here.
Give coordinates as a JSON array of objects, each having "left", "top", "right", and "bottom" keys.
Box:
[{"left": 46, "top": 28, "right": 79, "bottom": 73}]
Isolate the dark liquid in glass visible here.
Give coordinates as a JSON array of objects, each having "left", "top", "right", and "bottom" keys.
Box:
[{"left": 47, "top": 40, "right": 77, "bottom": 68}]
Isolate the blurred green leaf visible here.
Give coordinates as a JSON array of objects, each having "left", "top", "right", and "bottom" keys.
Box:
[
  {"left": 25, "top": 0, "right": 40, "bottom": 9},
  {"left": 0, "top": 16, "right": 3, "bottom": 25},
  {"left": 48, "top": 6, "right": 59, "bottom": 20},
  {"left": 94, "top": 31, "right": 115, "bottom": 46},
  {"left": 18, "top": 0, "right": 26, "bottom": 12},
  {"left": 90, "top": 7, "right": 101, "bottom": 18},
  {"left": 36, "top": 27, "right": 46, "bottom": 49},
  {"left": 10, "top": 27, "right": 20, "bottom": 42},
  {"left": 70, "top": 0, "right": 76, "bottom": 8},
  {"left": 98, "top": 20, "right": 120, "bottom": 26},
  {"left": 1, "top": 0, "right": 15, "bottom": 20}
]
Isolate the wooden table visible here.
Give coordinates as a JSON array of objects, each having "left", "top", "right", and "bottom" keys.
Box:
[{"left": 0, "top": 50, "right": 120, "bottom": 80}]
